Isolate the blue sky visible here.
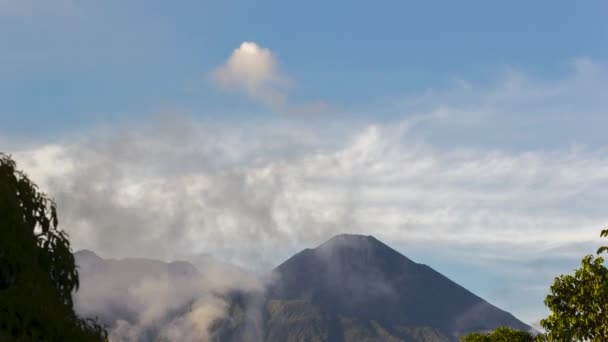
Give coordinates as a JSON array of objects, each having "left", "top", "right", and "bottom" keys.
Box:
[
  {"left": 2, "top": 1, "right": 607, "bottom": 135},
  {"left": 3, "top": 0, "right": 608, "bottom": 328}
]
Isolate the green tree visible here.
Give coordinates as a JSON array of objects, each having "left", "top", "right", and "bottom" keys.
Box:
[
  {"left": 537, "top": 229, "right": 608, "bottom": 341},
  {"left": 0, "top": 154, "right": 107, "bottom": 341},
  {"left": 460, "top": 326, "right": 534, "bottom": 341}
]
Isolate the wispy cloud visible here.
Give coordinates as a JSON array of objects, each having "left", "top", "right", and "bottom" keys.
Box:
[{"left": 388, "top": 58, "right": 608, "bottom": 150}]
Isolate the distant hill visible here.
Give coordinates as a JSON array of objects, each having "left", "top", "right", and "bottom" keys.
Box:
[{"left": 211, "top": 234, "right": 532, "bottom": 342}]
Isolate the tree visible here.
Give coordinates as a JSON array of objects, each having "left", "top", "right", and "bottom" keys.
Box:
[
  {"left": 0, "top": 153, "right": 107, "bottom": 341},
  {"left": 460, "top": 326, "right": 534, "bottom": 341},
  {"left": 537, "top": 229, "right": 608, "bottom": 341}
]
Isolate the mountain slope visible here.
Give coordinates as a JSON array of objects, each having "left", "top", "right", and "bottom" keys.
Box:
[
  {"left": 213, "top": 234, "right": 531, "bottom": 341},
  {"left": 267, "top": 234, "right": 531, "bottom": 340}
]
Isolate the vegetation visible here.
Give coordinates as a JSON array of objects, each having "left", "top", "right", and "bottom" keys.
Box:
[
  {"left": 459, "top": 326, "right": 534, "bottom": 341},
  {"left": 0, "top": 154, "right": 107, "bottom": 341},
  {"left": 461, "top": 227, "right": 608, "bottom": 342},
  {"left": 537, "top": 229, "right": 608, "bottom": 341},
  {"left": 210, "top": 295, "right": 450, "bottom": 341}
]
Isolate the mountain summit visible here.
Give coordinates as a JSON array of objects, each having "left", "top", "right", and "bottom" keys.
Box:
[{"left": 260, "top": 234, "right": 531, "bottom": 341}]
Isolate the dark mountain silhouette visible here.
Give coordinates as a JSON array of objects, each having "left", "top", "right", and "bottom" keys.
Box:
[{"left": 212, "top": 234, "right": 532, "bottom": 341}]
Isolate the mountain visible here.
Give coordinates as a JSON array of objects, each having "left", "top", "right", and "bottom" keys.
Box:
[
  {"left": 74, "top": 249, "right": 201, "bottom": 283},
  {"left": 73, "top": 235, "right": 532, "bottom": 341},
  {"left": 212, "top": 234, "right": 532, "bottom": 342}
]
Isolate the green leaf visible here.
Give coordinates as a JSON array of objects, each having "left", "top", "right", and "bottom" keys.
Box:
[{"left": 0, "top": 153, "right": 108, "bottom": 341}]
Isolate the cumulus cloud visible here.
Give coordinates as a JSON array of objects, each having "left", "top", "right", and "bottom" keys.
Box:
[
  {"left": 211, "top": 41, "right": 331, "bottom": 115},
  {"left": 213, "top": 42, "right": 289, "bottom": 110}
]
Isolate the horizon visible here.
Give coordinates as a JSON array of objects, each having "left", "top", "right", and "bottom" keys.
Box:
[{"left": 3, "top": 0, "right": 608, "bottom": 333}]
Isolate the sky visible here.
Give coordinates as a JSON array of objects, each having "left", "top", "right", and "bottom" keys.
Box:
[{"left": 2, "top": 0, "right": 608, "bottom": 328}]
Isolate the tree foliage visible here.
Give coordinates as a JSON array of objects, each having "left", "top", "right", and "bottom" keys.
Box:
[
  {"left": 0, "top": 153, "right": 107, "bottom": 341},
  {"left": 537, "top": 229, "right": 608, "bottom": 341},
  {"left": 459, "top": 326, "right": 534, "bottom": 341}
]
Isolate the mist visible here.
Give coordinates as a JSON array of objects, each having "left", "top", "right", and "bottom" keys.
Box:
[{"left": 73, "top": 250, "right": 264, "bottom": 341}]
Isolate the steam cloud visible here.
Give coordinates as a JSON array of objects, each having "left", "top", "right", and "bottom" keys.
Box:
[{"left": 73, "top": 251, "right": 263, "bottom": 341}]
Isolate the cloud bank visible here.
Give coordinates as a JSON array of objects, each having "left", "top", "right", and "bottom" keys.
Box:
[{"left": 9, "top": 59, "right": 608, "bottom": 325}]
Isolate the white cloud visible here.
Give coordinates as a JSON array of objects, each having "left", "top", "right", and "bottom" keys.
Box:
[
  {"left": 12, "top": 118, "right": 608, "bottom": 267},
  {"left": 386, "top": 58, "right": 608, "bottom": 151},
  {"left": 211, "top": 41, "right": 332, "bottom": 116},
  {"left": 213, "top": 41, "right": 288, "bottom": 110}
]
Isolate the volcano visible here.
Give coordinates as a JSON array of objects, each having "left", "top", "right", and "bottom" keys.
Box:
[{"left": 213, "top": 234, "right": 531, "bottom": 341}]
